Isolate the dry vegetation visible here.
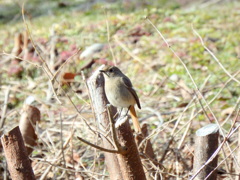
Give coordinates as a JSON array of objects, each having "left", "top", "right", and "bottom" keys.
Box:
[{"left": 0, "top": 0, "right": 240, "bottom": 179}]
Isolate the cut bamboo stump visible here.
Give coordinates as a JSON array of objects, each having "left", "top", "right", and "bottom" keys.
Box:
[
  {"left": 115, "top": 116, "right": 147, "bottom": 180},
  {"left": 193, "top": 123, "right": 219, "bottom": 180},
  {"left": 135, "top": 123, "right": 159, "bottom": 179},
  {"left": 87, "top": 66, "right": 146, "bottom": 180},
  {"left": 19, "top": 105, "right": 40, "bottom": 155},
  {"left": 1, "top": 126, "right": 35, "bottom": 180},
  {"left": 88, "top": 67, "right": 122, "bottom": 180}
]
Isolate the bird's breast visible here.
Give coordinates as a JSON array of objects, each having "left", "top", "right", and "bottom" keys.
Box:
[{"left": 104, "top": 79, "right": 135, "bottom": 108}]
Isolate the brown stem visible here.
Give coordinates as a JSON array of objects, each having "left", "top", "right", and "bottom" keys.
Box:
[{"left": 1, "top": 126, "right": 35, "bottom": 180}]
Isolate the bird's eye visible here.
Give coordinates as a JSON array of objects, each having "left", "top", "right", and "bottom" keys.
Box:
[{"left": 109, "top": 68, "right": 113, "bottom": 72}]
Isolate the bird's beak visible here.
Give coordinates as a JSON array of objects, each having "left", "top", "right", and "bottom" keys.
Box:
[{"left": 100, "top": 70, "right": 109, "bottom": 77}]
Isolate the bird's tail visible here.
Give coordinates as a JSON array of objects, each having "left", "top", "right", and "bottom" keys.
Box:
[{"left": 129, "top": 106, "right": 141, "bottom": 133}]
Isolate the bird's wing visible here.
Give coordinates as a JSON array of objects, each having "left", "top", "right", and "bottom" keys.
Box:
[{"left": 121, "top": 76, "right": 141, "bottom": 109}]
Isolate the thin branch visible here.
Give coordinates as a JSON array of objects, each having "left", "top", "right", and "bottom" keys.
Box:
[
  {"left": 191, "top": 104, "right": 240, "bottom": 179},
  {"left": 60, "top": 113, "right": 67, "bottom": 171},
  {"left": 205, "top": 146, "right": 238, "bottom": 180},
  {"left": 21, "top": 4, "right": 62, "bottom": 104},
  {"left": 77, "top": 136, "right": 121, "bottom": 154},
  {"left": 146, "top": 17, "right": 213, "bottom": 124},
  {"left": 21, "top": 8, "right": 108, "bottom": 145},
  {"left": 114, "top": 35, "right": 162, "bottom": 79},
  {"left": 22, "top": 4, "right": 51, "bottom": 76},
  {"left": 107, "top": 106, "right": 127, "bottom": 154},
  {"left": 77, "top": 106, "right": 127, "bottom": 155},
  {"left": 0, "top": 86, "right": 10, "bottom": 129},
  {"left": 105, "top": 10, "right": 117, "bottom": 65},
  {"left": 192, "top": 25, "right": 240, "bottom": 85},
  {"left": 177, "top": 108, "right": 194, "bottom": 149},
  {"left": 1, "top": 52, "right": 42, "bottom": 68},
  {"left": 175, "top": 70, "right": 240, "bottom": 137},
  {"left": 40, "top": 130, "right": 74, "bottom": 180},
  {"left": 33, "top": 157, "right": 109, "bottom": 176},
  {"left": 147, "top": 17, "right": 240, "bottom": 170},
  {"left": 51, "top": 48, "right": 81, "bottom": 81}
]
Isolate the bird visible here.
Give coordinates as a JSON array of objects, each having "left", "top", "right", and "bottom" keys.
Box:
[{"left": 100, "top": 65, "right": 141, "bottom": 133}]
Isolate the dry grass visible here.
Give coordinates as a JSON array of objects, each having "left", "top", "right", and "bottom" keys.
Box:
[{"left": 0, "top": 0, "right": 240, "bottom": 179}]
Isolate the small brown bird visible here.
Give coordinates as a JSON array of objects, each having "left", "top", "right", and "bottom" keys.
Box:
[{"left": 100, "top": 66, "right": 141, "bottom": 133}]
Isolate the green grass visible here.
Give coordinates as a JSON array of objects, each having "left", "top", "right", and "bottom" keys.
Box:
[
  {"left": 1, "top": 0, "right": 239, "bottom": 125},
  {"left": 1, "top": 0, "right": 240, "bottom": 178}
]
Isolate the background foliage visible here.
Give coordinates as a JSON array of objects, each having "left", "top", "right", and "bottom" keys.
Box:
[{"left": 0, "top": 0, "right": 240, "bottom": 179}]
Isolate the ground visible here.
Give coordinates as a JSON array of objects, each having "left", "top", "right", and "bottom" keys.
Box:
[{"left": 0, "top": 0, "right": 240, "bottom": 179}]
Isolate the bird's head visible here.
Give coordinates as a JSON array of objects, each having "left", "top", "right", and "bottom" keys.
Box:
[{"left": 100, "top": 66, "right": 123, "bottom": 78}]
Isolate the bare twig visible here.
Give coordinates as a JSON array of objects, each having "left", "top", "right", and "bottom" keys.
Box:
[
  {"left": 21, "top": 4, "right": 62, "bottom": 104},
  {"left": 0, "top": 86, "right": 10, "bottom": 129},
  {"left": 147, "top": 17, "right": 240, "bottom": 170},
  {"left": 22, "top": 5, "right": 51, "bottom": 76},
  {"left": 16, "top": 18, "right": 117, "bottom": 160},
  {"left": 107, "top": 106, "right": 127, "bottom": 154},
  {"left": 105, "top": 11, "right": 117, "bottom": 65},
  {"left": 177, "top": 108, "right": 194, "bottom": 149},
  {"left": 146, "top": 17, "right": 214, "bottom": 124},
  {"left": 1, "top": 52, "right": 41, "bottom": 68},
  {"left": 59, "top": 113, "right": 68, "bottom": 178},
  {"left": 192, "top": 25, "right": 240, "bottom": 85},
  {"left": 114, "top": 35, "right": 162, "bottom": 79},
  {"left": 77, "top": 136, "right": 121, "bottom": 154},
  {"left": 39, "top": 131, "right": 74, "bottom": 180},
  {"left": 206, "top": 145, "right": 239, "bottom": 180},
  {"left": 191, "top": 104, "right": 240, "bottom": 179},
  {"left": 51, "top": 48, "right": 81, "bottom": 81}
]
